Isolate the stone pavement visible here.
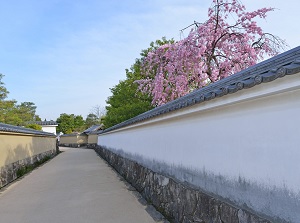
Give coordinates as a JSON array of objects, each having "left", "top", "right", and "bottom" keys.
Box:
[{"left": 0, "top": 147, "right": 166, "bottom": 223}]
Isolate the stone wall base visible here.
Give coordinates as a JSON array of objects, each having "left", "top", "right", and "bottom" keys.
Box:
[
  {"left": 94, "top": 145, "right": 271, "bottom": 223},
  {"left": 59, "top": 143, "right": 87, "bottom": 148},
  {"left": 87, "top": 143, "right": 97, "bottom": 149},
  {"left": 0, "top": 150, "right": 56, "bottom": 188}
]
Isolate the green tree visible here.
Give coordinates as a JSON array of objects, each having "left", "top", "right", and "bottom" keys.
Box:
[
  {"left": 85, "top": 105, "right": 106, "bottom": 128},
  {"left": 0, "top": 75, "right": 22, "bottom": 125},
  {"left": 104, "top": 78, "right": 153, "bottom": 128},
  {"left": 0, "top": 74, "right": 9, "bottom": 100},
  {"left": 16, "top": 102, "right": 40, "bottom": 124},
  {"left": 25, "top": 123, "right": 42, "bottom": 130},
  {"left": 0, "top": 100, "right": 22, "bottom": 125},
  {"left": 74, "top": 115, "right": 85, "bottom": 132},
  {"left": 57, "top": 113, "right": 73, "bottom": 134},
  {"left": 90, "top": 105, "right": 106, "bottom": 121},
  {"left": 0, "top": 74, "right": 41, "bottom": 126},
  {"left": 104, "top": 38, "right": 174, "bottom": 128},
  {"left": 85, "top": 113, "right": 99, "bottom": 127},
  {"left": 56, "top": 113, "right": 85, "bottom": 134},
  {"left": 0, "top": 74, "right": 15, "bottom": 123}
]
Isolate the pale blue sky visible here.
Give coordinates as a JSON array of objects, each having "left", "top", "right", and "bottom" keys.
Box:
[{"left": 0, "top": 0, "right": 298, "bottom": 120}]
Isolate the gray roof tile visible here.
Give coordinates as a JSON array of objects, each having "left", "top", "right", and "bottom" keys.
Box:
[
  {"left": 35, "top": 121, "right": 57, "bottom": 126},
  {"left": 60, "top": 133, "right": 81, "bottom": 137},
  {"left": 0, "top": 123, "right": 56, "bottom": 136},
  {"left": 83, "top": 125, "right": 103, "bottom": 134}
]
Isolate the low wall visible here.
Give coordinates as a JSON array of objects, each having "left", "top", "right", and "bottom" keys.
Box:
[
  {"left": 59, "top": 133, "right": 87, "bottom": 148},
  {"left": 95, "top": 146, "right": 271, "bottom": 223},
  {"left": 0, "top": 123, "right": 57, "bottom": 188},
  {"left": 97, "top": 47, "right": 300, "bottom": 223},
  {"left": 87, "top": 133, "right": 98, "bottom": 149}
]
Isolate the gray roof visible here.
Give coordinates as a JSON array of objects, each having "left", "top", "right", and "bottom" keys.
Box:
[
  {"left": 83, "top": 125, "right": 103, "bottom": 134},
  {"left": 0, "top": 123, "right": 56, "bottom": 136},
  {"left": 35, "top": 120, "right": 58, "bottom": 126},
  {"left": 89, "top": 130, "right": 104, "bottom": 135},
  {"left": 60, "top": 133, "right": 80, "bottom": 137},
  {"left": 102, "top": 46, "right": 300, "bottom": 134}
]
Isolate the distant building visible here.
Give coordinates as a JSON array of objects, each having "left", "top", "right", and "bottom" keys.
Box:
[
  {"left": 59, "top": 125, "right": 103, "bottom": 148},
  {"left": 59, "top": 132, "right": 87, "bottom": 148},
  {"left": 35, "top": 120, "right": 58, "bottom": 135},
  {"left": 83, "top": 124, "right": 103, "bottom": 135},
  {"left": 84, "top": 125, "right": 103, "bottom": 148}
]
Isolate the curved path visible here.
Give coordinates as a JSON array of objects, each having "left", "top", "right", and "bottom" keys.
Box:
[{"left": 0, "top": 147, "right": 166, "bottom": 223}]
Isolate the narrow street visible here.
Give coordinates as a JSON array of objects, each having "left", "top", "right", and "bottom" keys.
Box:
[{"left": 0, "top": 147, "right": 164, "bottom": 223}]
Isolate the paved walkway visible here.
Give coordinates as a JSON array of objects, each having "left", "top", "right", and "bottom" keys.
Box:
[{"left": 0, "top": 147, "right": 165, "bottom": 223}]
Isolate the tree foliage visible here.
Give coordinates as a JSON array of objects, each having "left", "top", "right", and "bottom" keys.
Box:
[
  {"left": 104, "top": 38, "right": 174, "bottom": 128},
  {"left": 0, "top": 74, "right": 41, "bottom": 125},
  {"left": 56, "top": 113, "right": 85, "bottom": 134},
  {"left": 104, "top": 78, "right": 152, "bottom": 128},
  {"left": 90, "top": 105, "right": 106, "bottom": 120},
  {"left": 85, "top": 105, "right": 106, "bottom": 128},
  {"left": 0, "top": 100, "right": 22, "bottom": 125},
  {"left": 0, "top": 74, "right": 9, "bottom": 100},
  {"left": 16, "top": 102, "right": 40, "bottom": 123},
  {"left": 25, "top": 123, "right": 42, "bottom": 130},
  {"left": 85, "top": 113, "right": 99, "bottom": 127},
  {"left": 137, "top": 0, "right": 287, "bottom": 106}
]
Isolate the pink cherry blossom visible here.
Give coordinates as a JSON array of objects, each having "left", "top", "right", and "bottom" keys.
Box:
[{"left": 137, "top": 0, "right": 287, "bottom": 106}]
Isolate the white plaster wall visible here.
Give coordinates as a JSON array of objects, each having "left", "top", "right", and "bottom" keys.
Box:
[
  {"left": 98, "top": 72, "right": 300, "bottom": 221},
  {"left": 99, "top": 72, "right": 300, "bottom": 194},
  {"left": 42, "top": 126, "right": 57, "bottom": 135}
]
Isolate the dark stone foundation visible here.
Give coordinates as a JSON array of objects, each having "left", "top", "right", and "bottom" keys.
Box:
[
  {"left": 58, "top": 143, "right": 87, "bottom": 148},
  {"left": 0, "top": 150, "right": 56, "bottom": 188},
  {"left": 87, "top": 143, "right": 97, "bottom": 149},
  {"left": 94, "top": 145, "right": 272, "bottom": 223}
]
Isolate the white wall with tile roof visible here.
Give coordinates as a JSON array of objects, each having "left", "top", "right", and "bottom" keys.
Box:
[
  {"left": 41, "top": 125, "right": 57, "bottom": 135},
  {"left": 98, "top": 71, "right": 300, "bottom": 222}
]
